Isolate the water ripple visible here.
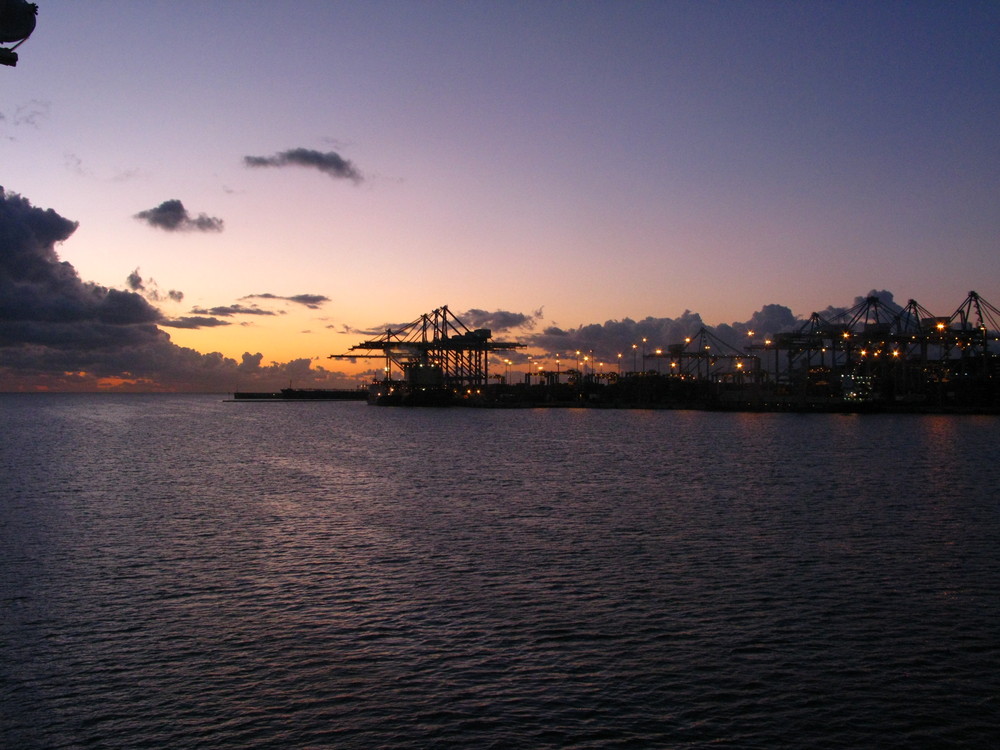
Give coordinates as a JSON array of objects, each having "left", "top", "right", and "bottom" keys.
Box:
[{"left": 1, "top": 396, "right": 998, "bottom": 748}]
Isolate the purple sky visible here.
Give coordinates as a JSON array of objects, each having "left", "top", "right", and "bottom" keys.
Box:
[{"left": 2, "top": 1, "right": 998, "bottom": 390}]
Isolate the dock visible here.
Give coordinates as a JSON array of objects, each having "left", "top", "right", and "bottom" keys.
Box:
[
  {"left": 229, "top": 388, "right": 367, "bottom": 402},
  {"left": 308, "top": 293, "right": 1000, "bottom": 413}
]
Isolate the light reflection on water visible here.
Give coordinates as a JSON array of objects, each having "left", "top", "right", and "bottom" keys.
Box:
[{"left": 1, "top": 394, "right": 998, "bottom": 748}]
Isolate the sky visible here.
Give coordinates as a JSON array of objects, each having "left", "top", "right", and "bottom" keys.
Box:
[{"left": 2, "top": 1, "right": 998, "bottom": 391}]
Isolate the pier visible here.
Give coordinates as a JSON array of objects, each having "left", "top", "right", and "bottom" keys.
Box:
[
  {"left": 331, "top": 293, "right": 1000, "bottom": 412},
  {"left": 229, "top": 388, "right": 368, "bottom": 402}
]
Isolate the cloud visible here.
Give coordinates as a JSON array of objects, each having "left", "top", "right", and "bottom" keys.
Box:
[
  {"left": 0, "top": 189, "right": 357, "bottom": 392},
  {"left": 338, "top": 324, "right": 381, "bottom": 336},
  {"left": 459, "top": 308, "right": 541, "bottom": 333},
  {"left": 243, "top": 148, "right": 362, "bottom": 182},
  {"left": 134, "top": 199, "right": 224, "bottom": 232},
  {"left": 189, "top": 304, "right": 277, "bottom": 317},
  {"left": 242, "top": 293, "right": 330, "bottom": 309},
  {"left": 1, "top": 188, "right": 161, "bottom": 352},
  {"left": 520, "top": 307, "right": 797, "bottom": 365},
  {"left": 6, "top": 190, "right": 965, "bottom": 393},
  {"left": 0, "top": 101, "right": 49, "bottom": 135},
  {"left": 159, "top": 316, "right": 231, "bottom": 330},
  {"left": 127, "top": 267, "right": 184, "bottom": 303},
  {"left": 816, "top": 290, "right": 904, "bottom": 322},
  {"left": 514, "top": 294, "right": 909, "bottom": 366},
  {"left": 339, "top": 307, "right": 541, "bottom": 339},
  {"left": 64, "top": 153, "right": 143, "bottom": 182}
]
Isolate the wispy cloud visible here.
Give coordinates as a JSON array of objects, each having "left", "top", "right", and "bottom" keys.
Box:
[
  {"left": 64, "top": 153, "right": 144, "bottom": 182},
  {"left": 1, "top": 100, "right": 50, "bottom": 141},
  {"left": 243, "top": 148, "right": 362, "bottom": 182},
  {"left": 189, "top": 304, "right": 278, "bottom": 317},
  {"left": 1, "top": 100, "right": 49, "bottom": 128},
  {"left": 134, "top": 199, "right": 224, "bottom": 232},
  {"left": 242, "top": 293, "right": 330, "bottom": 309},
  {"left": 126, "top": 268, "right": 184, "bottom": 303},
  {"left": 159, "top": 316, "right": 230, "bottom": 329}
]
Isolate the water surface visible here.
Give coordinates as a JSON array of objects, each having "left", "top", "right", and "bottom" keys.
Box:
[{"left": 2, "top": 394, "right": 998, "bottom": 747}]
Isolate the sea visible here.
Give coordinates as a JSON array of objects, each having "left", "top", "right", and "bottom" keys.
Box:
[{"left": 1, "top": 393, "right": 998, "bottom": 749}]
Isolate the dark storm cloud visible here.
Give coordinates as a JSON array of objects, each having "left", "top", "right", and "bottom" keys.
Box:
[
  {"left": 243, "top": 148, "right": 362, "bottom": 182},
  {"left": 0, "top": 188, "right": 162, "bottom": 350},
  {"left": 0, "top": 189, "right": 355, "bottom": 392},
  {"left": 242, "top": 293, "right": 330, "bottom": 309},
  {"left": 134, "top": 199, "right": 224, "bottom": 232}
]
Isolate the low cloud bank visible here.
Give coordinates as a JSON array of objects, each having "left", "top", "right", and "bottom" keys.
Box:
[
  {"left": 518, "top": 295, "right": 901, "bottom": 364},
  {"left": 1, "top": 189, "right": 351, "bottom": 392}
]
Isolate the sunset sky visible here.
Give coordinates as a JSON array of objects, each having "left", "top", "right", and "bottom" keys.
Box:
[{"left": 2, "top": 1, "right": 998, "bottom": 390}]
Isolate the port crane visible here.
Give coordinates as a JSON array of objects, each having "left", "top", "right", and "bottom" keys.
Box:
[
  {"left": 650, "top": 326, "right": 760, "bottom": 383},
  {"left": 330, "top": 305, "right": 526, "bottom": 397},
  {"left": 742, "top": 291, "right": 1000, "bottom": 404}
]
